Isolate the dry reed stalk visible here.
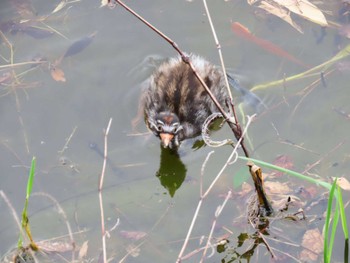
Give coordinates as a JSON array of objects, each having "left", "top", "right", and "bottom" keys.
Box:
[{"left": 98, "top": 118, "right": 113, "bottom": 263}]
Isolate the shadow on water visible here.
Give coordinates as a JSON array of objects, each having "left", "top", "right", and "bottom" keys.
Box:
[
  {"left": 156, "top": 147, "right": 187, "bottom": 197},
  {"left": 88, "top": 142, "right": 125, "bottom": 178}
]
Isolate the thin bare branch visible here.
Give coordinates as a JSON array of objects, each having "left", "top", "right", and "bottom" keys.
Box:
[
  {"left": 98, "top": 118, "right": 113, "bottom": 263},
  {"left": 202, "top": 0, "right": 232, "bottom": 100},
  {"left": 200, "top": 151, "right": 215, "bottom": 197},
  {"left": 200, "top": 190, "right": 232, "bottom": 262},
  {"left": 58, "top": 126, "right": 78, "bottom": 154}
]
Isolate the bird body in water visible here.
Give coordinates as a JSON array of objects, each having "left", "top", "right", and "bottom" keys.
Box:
[{"left": 141, "top": 54, "right": 230, "bottom": 149}]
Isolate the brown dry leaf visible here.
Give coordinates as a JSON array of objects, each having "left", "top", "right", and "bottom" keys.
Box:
[
  {"left": 50, "top": 67, "right": 66, "bottom": 82},
  {"left": 273, "top": 195, "right": 305, "bottom": 210},
  {"left": 334, "top": 177, "right": 350, "bottom": 191},
  {"left": 258, "top": 1, "right": 303, "bottom": 33},
  {"left": 78, "top": 241, "right": 89, "bottom": 260},
  {"left": 272, "top": 155, "right": 294, "bottom": 177},
  {"left": 120, "top": 230, "right": 147, "bottom": 241},
  {"left": 300, "top": 186, "right": 318, "bottom": 199},
  {"left": 273, "top": 0, "right": 328, "bottom": 26},
  {"left": 36, "top": 241, "right": 73, "bottom": 253},
  {"left": 300, "top": 228, "right": 323, "bottom": 261},
  {"left": 265, "top": 181, "right": 292, "bottom": 194}
]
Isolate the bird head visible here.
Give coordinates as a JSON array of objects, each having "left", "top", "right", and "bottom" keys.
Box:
[{"left": 149, "top": 112, "right": 183, "bottom": 148}]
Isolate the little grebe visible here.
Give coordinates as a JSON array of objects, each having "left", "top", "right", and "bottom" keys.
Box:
[{"left": 142, "top": 54, "right": 231, "bottom": 149}]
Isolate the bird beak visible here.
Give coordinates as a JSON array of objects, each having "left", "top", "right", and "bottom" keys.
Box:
[{"left": 159, "top": 133, "right": 174, "bottom": 148}]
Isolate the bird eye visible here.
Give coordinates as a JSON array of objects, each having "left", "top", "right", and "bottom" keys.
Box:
[
  {"left": 156, "top": 120, "right": 164, "bottom": 131},
  {"left": 172, "top": 123, "right": 183, "bottom": 133}
]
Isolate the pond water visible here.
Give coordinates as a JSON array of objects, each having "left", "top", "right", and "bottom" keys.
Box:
[{"left": 1, "top": 0, "right": 349, "bottom": 262}]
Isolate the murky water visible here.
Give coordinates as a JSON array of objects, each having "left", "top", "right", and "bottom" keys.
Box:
[{"left": 1, "top": 0, "right": 349, "bottom": 262}]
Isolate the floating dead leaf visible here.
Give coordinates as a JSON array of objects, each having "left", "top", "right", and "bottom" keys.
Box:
[
  {"left": 272, "top": 0, "right": 328, "bottom": 27},
  {"left": 50, "top": 66, "right": 66, "bottom": 82},
  {"left": 249, "top": 0, "right": 327, "bottom": 31},
  {"left": 296, "top": 186, "right": 318, "bottom": 199},
  {"left": 256, "top": 1, "right": 303, "bottom": 33},
  {"left": 265, "top": 181, "right": 292, "bottom": 195},
  {"left": 300, "top": 228, "right": 323, "bottom": 261},
  {"left": 334, "top": 176, "right": 350, "bottom": 191},
  {"left": 36, "top": 240, "right": 73, "bottom": 253},
  {"left": 273, "top": 195, "right": 305, "bottom": 211},
  {"left": 78, "top": 241, "right": 88, "bottom": 260},
  {"left": 272, "top": 155, "right": 294, "bottom": 177},
  {"left": 120, "top": 230, "right": 147, "bottom": 241}
]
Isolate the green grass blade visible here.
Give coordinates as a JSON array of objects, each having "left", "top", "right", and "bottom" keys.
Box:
[
  {"left": 238, "top": 157, "right": 332, "bottom": 190},
  {"left": 251, "top": 44, "right": 350, "bottom": 92},
  {"left": 17, "top": 157, "right": 36, "bottom": 249},
  {"left": 336, "top": 185, "right": 349, "bottom": 239},
  {"left": 324, "top": 179, "right": 338, "bottom": 263},
  {"left": 329, "top": 200, "right": 340, "bottom": 262},
  {"left": 26, "top": 157, "right": 36, "bottom": 199}
]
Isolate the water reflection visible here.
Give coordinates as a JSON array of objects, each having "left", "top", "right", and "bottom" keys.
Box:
[{"left": 156, "top": 147, "right": 186, "bottom": 197}]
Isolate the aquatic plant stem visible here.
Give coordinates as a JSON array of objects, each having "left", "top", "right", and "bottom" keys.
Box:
[
  {"left": 98, "top": 118, "right": 113, "bottom": 263},
  {"left": 19, "top": 157, "right": 37, "bottom": 250},
  {"left": 177, "top": 115, "right": 255, "bottom": 262},
  {"left": 251, "top": 44, "right": 350, "bottom": 92}
]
